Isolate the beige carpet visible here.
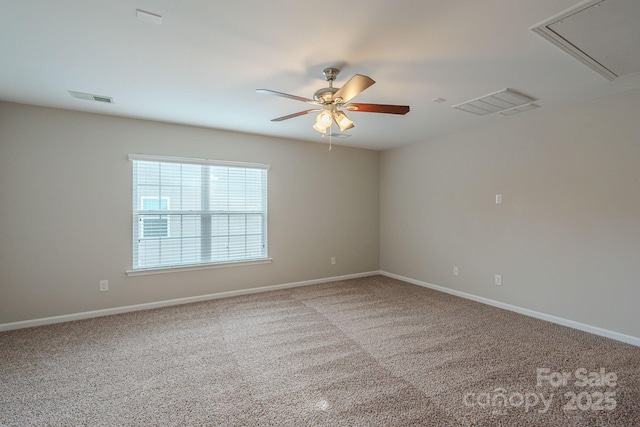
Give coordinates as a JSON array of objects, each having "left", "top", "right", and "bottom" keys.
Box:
[{"left": 1, "top": 275, "right": 638, "bottom": 426}]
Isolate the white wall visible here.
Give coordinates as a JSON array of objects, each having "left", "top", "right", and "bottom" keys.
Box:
[
  {"left": 0, "top": 102, "right": 380, "bottom": 324},
  {"left": 380, "top": 89, "right": 640, "bottom": 338}
]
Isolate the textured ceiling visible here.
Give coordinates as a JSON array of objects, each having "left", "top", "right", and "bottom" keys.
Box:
[{"left": 1, "top": 0, "right": 639, "bottom": 150}]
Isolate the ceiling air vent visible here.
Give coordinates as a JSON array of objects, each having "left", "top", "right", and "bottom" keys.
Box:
[
  {"left": 453, "top": 89, "right": 536, "bottom": 116},
  {"left": 69, "top": 91, "right": 114, "bottom": 104},
  {"left": 531, "top": 0, "right": 640, "bottom": 81}
]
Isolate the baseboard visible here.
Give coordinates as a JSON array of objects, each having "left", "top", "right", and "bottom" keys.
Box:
[
  {"left": 9, "top": 270, "right": 636, "bottom": 348},
  {"left": 0, "top": 271, "right": 381, "bottom": 332},
  {"left": 381, "top": 271, "right": 640, "bottom": 348}
]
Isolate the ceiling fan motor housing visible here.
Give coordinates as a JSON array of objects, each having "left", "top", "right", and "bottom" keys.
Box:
[
  {"left": 314, "top": 67, "right": 342, "bottom": 104},
  {"left": 314, "top": 87, "right": 339, "bottom": 104}
]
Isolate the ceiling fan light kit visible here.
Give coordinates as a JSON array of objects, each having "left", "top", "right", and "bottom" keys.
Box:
[
  {"left": 313, "top": 111, "right": 333, "bottom": 134},
  {"left": 334, "top": 110, "right": 354, "bottom": 131},
  {"left": 257, "top": 67, "right": 410, "bottom": 138}
]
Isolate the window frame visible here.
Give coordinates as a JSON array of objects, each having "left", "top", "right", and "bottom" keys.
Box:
[{"left": 126, "top": 154, "right": 271, "bottom": 276}]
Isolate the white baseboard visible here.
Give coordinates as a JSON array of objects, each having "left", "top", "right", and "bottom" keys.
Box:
[
  {"left": 0, "top": 271, "right": 380, "bottom": 332},
  {"left": 381, "top": 271, "right": 640, "bottom": 348}
]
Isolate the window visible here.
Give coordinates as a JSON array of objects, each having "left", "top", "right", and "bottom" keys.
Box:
[
  {"left": 140, "top": 197, "right": 169, "bottom": 238},
  {"left": 129, "top": 154, "right": 269, "bottom": 272}
]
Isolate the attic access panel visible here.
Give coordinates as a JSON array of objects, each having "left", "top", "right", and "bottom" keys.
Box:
[{"left": 531, "top": 0, "right": 640, "bottom": 80}]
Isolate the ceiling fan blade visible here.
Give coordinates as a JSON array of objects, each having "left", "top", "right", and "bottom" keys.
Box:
[
  {"left": 256, "top": 89, "right": 318, "bottom": 104},
  {"left": 345, "top": 103, "right": 410, "bottom": 115},
  {"left": 271, "top": 109, "right": 321, "bottom": 122},
  {"left": 332, "top": 74, "right": 375, "bottom": 103}
]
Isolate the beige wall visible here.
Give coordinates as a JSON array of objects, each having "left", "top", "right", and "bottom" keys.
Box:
[
  {"left": 0, "top": 102, "right": 380, "bottom": 323},
  {"left": 380, "top": 89, "right": 640, "bottom": 338},
  {"left": 3, "top": 88, "right": 640, "bottom": 339}
]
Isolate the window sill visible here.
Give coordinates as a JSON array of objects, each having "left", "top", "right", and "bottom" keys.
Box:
[{"left": 126, "top": 258, "right": 273, "bottom": 277}]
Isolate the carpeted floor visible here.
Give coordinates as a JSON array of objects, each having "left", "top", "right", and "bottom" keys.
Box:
[{"left": 1, "top": 275, "right": 639, "bottom": 426}]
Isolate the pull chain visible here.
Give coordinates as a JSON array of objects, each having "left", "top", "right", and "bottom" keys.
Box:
[{"left": 319, "top": 121, "right": 333, "bottom": 151}]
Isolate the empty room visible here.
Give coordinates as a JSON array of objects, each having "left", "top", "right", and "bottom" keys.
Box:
[{"left": 1, "top": 1, "right": 639, "bottom": 426}]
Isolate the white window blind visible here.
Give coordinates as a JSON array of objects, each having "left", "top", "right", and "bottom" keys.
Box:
[{"left": 129, "top": 154, "right": 269, "bottom": 272}]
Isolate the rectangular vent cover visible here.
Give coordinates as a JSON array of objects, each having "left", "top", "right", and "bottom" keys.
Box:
[
  {"left": 531, "top": 0, "right": 640, "bottom": 81},
  {"left": 453, "top": 89, "right": 536, "bottom": 116},
  {"left": 69, "top": 91, "right": 114, "bottom": 104}
]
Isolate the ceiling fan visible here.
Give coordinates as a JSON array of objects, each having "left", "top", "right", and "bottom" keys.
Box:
[{"left": 257, "top": 67, "right": 410, "bottom": 134}]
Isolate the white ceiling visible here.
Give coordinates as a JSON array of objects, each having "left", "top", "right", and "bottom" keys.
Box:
[{"left": 1, "top": 0, "right": 639, "bottom": 150}]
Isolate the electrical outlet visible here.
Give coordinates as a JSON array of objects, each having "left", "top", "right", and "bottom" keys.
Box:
[
  {"left": 331, "top": 256, "right": 336, "bottom": 265},
  {"left": 453, "top": 266, "right": 459, "bottom": 276},
  {"left": 99, "top": 280, "right": 109, "bottom": 292},
  {"left": 496, "top": 194, "right": 503, "bottom": 204},
  {"left": 494, "top": 275, "right": 502, "bottom": 286}
]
